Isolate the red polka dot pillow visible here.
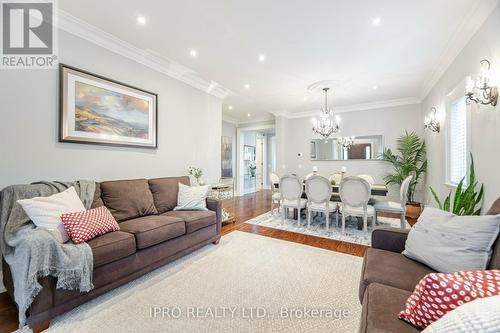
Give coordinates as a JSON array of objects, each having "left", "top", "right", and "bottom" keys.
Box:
[
  {"left": 61, "top": 206, "right": 120, "bottom": 244},
  {"left": 399, "top": 270, "right": 500, "bottom": 329}
]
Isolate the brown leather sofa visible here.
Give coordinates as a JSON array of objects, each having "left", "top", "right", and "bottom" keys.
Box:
[
  {"left": 358, "top": 197, "right": 500, "bottom": 333},
  {"left": 2, "top": 176, "right": 222, "bottom": 328}
]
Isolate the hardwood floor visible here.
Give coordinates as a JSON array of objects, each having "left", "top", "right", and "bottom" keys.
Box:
[
  {"left": 0, "top": 189, "right": 370, "bottom": 332},
  {"left": 221, "top": 190, "right": 369, "bottom": 257}
]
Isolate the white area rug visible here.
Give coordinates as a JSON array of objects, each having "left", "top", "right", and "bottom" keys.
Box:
[
  {"left": 45, "top": 231, "right": 363, "bottom": 333},
  {"left": 245, "top": 211, "right": 407, "bottom": 246}
]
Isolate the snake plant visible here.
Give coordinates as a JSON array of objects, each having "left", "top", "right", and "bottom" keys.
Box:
[{"left": 430, "top": 154, "right": 484, "bottom": 215}]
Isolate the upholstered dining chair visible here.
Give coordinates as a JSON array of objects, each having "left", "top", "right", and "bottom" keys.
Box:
[
  {"left": 270, "top": 172, "right": 281, "bottom": 214},
  {"left": 357, "top": 174, "right": 376, "bottom": 185},
  {"left": 339, "top": 176, "right": 375, "bottom": 234},
  {"left": 305, "top": 172, "right": 315, "bottom": 180},
  {"left": 280, "top": 175, "right": 307, "bottom": 226},
  {"left": 328, "top": 173, "right": 343, "bottom": 185},
  {"left": 374, "top": 175, "right": 413, "bottom": 229},
  {"left": 305, "top": 176, "right": 337, "bottom": 230}
]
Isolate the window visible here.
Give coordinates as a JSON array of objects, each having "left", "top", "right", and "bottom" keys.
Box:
[{"left": 447, "top": 96, "right": 469, "bottom": 186}]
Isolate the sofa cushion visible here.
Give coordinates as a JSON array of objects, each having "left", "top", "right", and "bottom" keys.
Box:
[
  {"left": 119, "top": 215, "right": 185, "bottom": 249},
  {"left": 100, "top": 179, "right": 158, "bottom": 222},
  {"left": 87, "top": 231, "right": 136, "bottom": 268},
  {"left": 403, "top": 207, "right": 500, "bottom": 273},
  {"left": 91, "top": 182, "right": 104, "bottom": 208},
  {"left": 360, "top": 283, "right": 420, "bottom": 333},
  {"left": 360, "top": 248, "right": 435, "bottom": 302},
  {"left": 162, "top": 210, "right": 216, "bottom": 234},
  {"left": 148, "top": 176, "right": 190, "bottom": 213}
]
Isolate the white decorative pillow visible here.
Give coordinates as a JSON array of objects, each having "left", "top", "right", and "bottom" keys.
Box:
[
  {"left": 403, "top": 207, "right": 500, "bottom": 273},
  {"left": 17, "top": 187, "right": 87, "bottom": 243},
  {"left": 423, "top": 295, "right": 500, "bottom": 333},
  {"left": 174, "top": 183, "right": 210, "bottom": 211}
]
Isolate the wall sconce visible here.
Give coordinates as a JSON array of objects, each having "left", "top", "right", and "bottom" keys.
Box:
[
  {"left": 424, "top": 107, "right": 440, "bottom": 133},
  {"left": 465, "top": 59, "right": 498, "bottom": 106}
]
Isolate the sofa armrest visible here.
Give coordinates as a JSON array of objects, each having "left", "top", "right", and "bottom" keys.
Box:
[
  {"left": 371, "top": 227, "right": 409, "bottom": 253},
  {"left": 206, "top": 198, "right": 222, "bottom": 235}
]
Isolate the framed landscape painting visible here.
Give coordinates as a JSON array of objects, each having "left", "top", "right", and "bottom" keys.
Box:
[{"left": 59, "top": 64, "right": 158, "bottom": 148}]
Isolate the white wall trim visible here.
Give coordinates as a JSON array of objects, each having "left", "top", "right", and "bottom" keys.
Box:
[
  {"left": 270, "top": 97, "right": 421, "bottom": 119},
  {"left": 418, "top": 0, "right": 500, "bottom": 101},
  {"left": 56, "top": 9, "right": 232, "bottom": 99},
  {"left": 222, "top": 114, "right": 239, "bottom": 125}
]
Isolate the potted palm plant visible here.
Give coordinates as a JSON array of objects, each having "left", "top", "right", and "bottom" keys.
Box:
[{"left": 381, "top": 131, "right": 427, "bottom": 219}]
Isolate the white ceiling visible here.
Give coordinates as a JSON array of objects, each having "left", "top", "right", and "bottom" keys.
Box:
[{"left": 59, "top": 0, "right": 498, "bottom": 123}]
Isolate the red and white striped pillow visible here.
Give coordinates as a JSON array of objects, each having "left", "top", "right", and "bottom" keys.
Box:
[
  {"left": 399, "top": 270, "right": 500, "bottom": 329},
  {"left": 61, "top": 206, "right": 120, "bottom": 244}
]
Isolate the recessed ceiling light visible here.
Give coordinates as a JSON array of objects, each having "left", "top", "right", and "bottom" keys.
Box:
[
  {"left": 372, "top": 85, "right": 378, "bottom": 90},
  {"left": 244, "top": 84, "right": 250, "bottom": 89},
  {"left": 247, "top": 113, "right": 251, "bottom": 117},
  {"left": 372, "top": 17, "right": 381, "bottom": 26},
  {"left": 228, "top": 106, "right": 233, "bottom": 110},
  {"left": 137, "top": 16, "right": 146, "bottom": 25},
  {"left": 189, "top": 49, "right": 197, "bottom": 57},
  {"left": 258, "top": 54, "right": 266, "bottom": 62},
  {"left": 303, "top": 97, "right": 308, "bottom": 102}
]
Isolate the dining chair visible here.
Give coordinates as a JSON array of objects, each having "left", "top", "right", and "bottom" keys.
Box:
[
  {"left": 339, "top": 176, "right": 375, "bottom": 234},
  {"left": 304, "top": 172, "right": 315, "bottom": 180},
  {"left": 305, "top": 176, "right": 337, "bottom": 230},
  {"left": 328, "top": 173, "right": 343, "bottom": 185},
  {"left": 374, "top": 175, "right": 413, "bottom": 229},
  {"left": 280, "top": 175, "right": 307, "bottom": 226},
  {"left": 270, "top": 172, "right": 281, "bottom": 214},
  {"left": 357, "top": 174, "right": 376, "bottom": 185}
]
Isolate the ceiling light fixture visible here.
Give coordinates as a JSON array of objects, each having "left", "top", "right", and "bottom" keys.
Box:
[
  {"left": 247, "top": 113, "right": 251, "bottom": 117},
  {"left": 258, "top": 54, "right": 266, "bottom": 62},
  {"left": 244, "top": 84, "right": 250, "bottom": 89},
  {"left": 372, "top": 17, "right": 381, "bottom": 26},
  {"left": 465, "top": 59, "right": 498, "bottom": 106},
  {"left": 312, "top": 87, "right": 340, "bottom": 141},
  {"left": 424, "top": 107, "right": 440, "bottom": 133},
  {"left": 372, "top": 85, "right": 378, "bottom": 90},
  {"left": 189, "top": 49, "right": 197, "bottom": 57},
  {"left": 136, "top": 16, "right": 146, "bottom": 25},
  {"left": 303, "top": 97, "right": 308, "bottom": 102},
  {"left": 228, "top": 106, "right": 233, "bottom": 110}
]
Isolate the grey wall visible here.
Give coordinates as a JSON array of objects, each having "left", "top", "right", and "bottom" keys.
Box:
[
  {"left": 276, "top": 104, "right": 422, "bottom": 200},
  {"left": 0, "top": 30, "right": 222, "bottom": 188},
  {"left": 422, "top": 4, "right": 500, "bottom": 210}
]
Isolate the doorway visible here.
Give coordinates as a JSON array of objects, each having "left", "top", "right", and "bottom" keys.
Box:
[{"left": 237, "top": 126, "right": 275, "bottom": 196}]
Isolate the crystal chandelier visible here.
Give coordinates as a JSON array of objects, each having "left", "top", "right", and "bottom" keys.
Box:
[
  {"left": 337, "top": 136, "right": 355, "bottom": 149},
  {"left": 312, "top": 88, "right": 340, "bottom": 140}
]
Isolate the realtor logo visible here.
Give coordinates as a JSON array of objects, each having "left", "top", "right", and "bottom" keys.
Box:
[{"left": 1, "top": 0, "right": 57, "bottom": 68}]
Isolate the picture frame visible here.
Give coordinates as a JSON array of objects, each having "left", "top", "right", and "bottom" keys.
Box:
[
  {"left": 59, "top": 64, "right": 158, "bottom": 148},
  {"left": 243, "top": 145, "right": 255, "bottom": 161},
  {"left": 221, "top": 136, "right": 233, "bottom": 178}
]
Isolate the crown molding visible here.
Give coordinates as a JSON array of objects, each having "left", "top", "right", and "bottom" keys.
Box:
[
  {"left": 55, "top": 9, "right": 232, "bottom": 99},
  {"left": 222, "top": 113, "right": 239, "bottom": 125},
  {"left": 419, "top": 0, "right": 499, "bottom": 100},
  {"left": 272, "top": 97, "right": 421, "bottom": 119}
]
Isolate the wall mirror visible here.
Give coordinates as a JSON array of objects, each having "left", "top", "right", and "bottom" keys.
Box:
[{"left": 310, "top": 135, "right": 383, "bottom": 161}]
